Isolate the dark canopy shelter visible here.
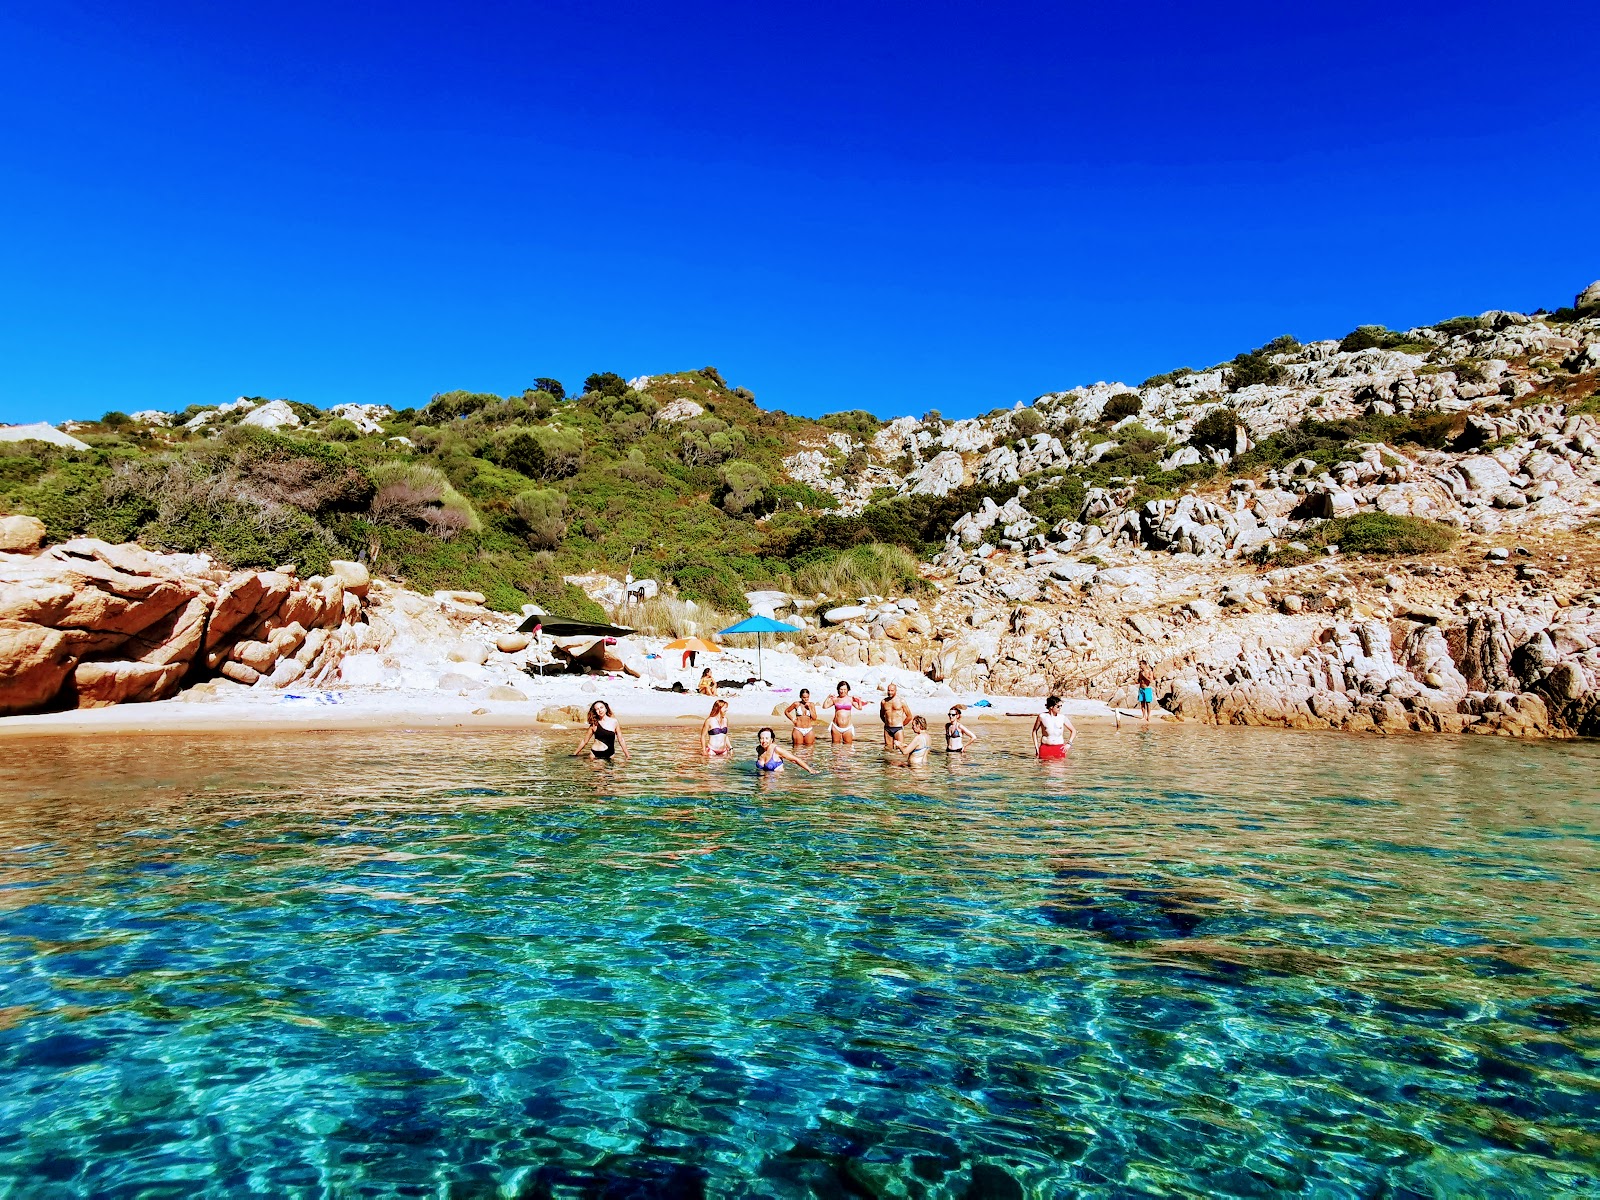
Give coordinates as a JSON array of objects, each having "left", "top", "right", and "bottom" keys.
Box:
[{"left": 515, "top": 616, "right": 635, "bottom": 638}]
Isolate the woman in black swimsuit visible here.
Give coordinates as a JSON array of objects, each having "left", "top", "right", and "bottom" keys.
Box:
[{"left": 574, "top": 701, "right": 629, "bottom": 761}]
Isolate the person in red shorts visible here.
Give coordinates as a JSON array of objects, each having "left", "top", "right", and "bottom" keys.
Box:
[{"left": 1032, "top": 694, "right": 1075, "bottom": 759}]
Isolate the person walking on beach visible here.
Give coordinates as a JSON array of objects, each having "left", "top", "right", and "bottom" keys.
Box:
[
  {"left": 945, "top": 705, "right": 978, "bottom": 753},
  {"left": 879, "top": 683, "right": 912, "bottom": 749},
  {"left": 1136, "top": 659, "right": 1156, "bottom": 725},
  {"left": 1032, "top": 695, "right": 1074, "bottom": 760},
  {"left": 756, "top": 727, "right": 815, "bottom": 774},
  {"left": 822, "top": 681, "right": 858, "bottom": 744},
  {"left": 895, "top": 715, "right": 930, "bottom": 766},
  {"left": 784, "top": 688, "right": 818, "bottom": 747},
  {"left": 700, "top": 698, "right": 732, "bottom": 756},
  {"left": 574, "top": 701, "right": 629, "bottom": 761}
]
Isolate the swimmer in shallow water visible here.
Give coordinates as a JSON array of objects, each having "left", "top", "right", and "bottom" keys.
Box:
[
  {"left": 700, "top": 698, "right": 731, "bottom": 756},
  {"left": 784, "top": 688, "right": 818, "bottom": 747},
  {"left": 945, "top": 705, "right": 978, "bottom": 753},
  {"left": 822, "top": 680, "right": 858, "bottom": 744},
  {"left": 1032, "top": 694, "right": 1074, "bottom": 760},
  {"left": 896, "top": 715, "right": 930, "bottom": 766},
  {"left": 574, "top": 701, "right": 629, "bottom": 761},
  {"left": 756, "top": 726, "right": 815, "bottom": 774}
]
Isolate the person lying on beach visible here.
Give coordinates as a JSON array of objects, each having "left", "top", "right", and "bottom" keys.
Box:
[
  {"left": 756, "top": 727, "right": 815, "bottom": 774},
  {"left": 1031, "top": 695, "right": 1074, "bottom": 760},
  {"left": 945, "top": 706, "right": 978, "bottom": 753},
  {"left": 574, "top": 701, "right": 629, "bottom": 761},
  {"left": 700, "top": 698, "right": 731, "bottom": 756},
  {"left": 895, "top": 715, "right": 930, "bottom": 765},
  {"left": 784, "top": 688, "right": 818, "bottom": 746}
]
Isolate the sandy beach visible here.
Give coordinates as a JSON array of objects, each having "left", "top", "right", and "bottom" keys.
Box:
[{"left": 0, "top": 674, "right": 1120, "bottom": 741}]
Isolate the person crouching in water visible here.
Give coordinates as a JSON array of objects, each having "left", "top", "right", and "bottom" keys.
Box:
[
  {"left": 896, "top": 715, "right": 930, "bottom": 766},
  {"left": 1032, "top": 695, "right": 1074, "bottom": 760},
  {"left": 756, "top": 727, "right": 814, "bottom": 774}
]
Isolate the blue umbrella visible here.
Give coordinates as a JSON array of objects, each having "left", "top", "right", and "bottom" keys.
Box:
[{"left": 718, "top": 615, "right": 802, "bottom": 682}]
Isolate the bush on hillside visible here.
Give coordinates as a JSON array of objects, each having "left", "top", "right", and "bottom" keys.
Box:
[
  {"left": 1141, "top": 367, "right": 1194, "bottom": 388},
  {"left": 368, "top": 463, "right": 479, "bottom": 539},
  {"left": 510, "top": 488, "right": 568, "bottom": 550},
  {"left": 1339, "top": 325, "right": 1431, "bottom": 354},
  {"left": 820, "top": 410, "right": 883, "bottom": 438},
  {"left": 1011, "top": 407, "right": 1045, "bottom": 437},
  {"left": 582, "top": 372, "right": 630, "bottom": 399},
  {"left": 532, "top": 377, "right": 566, "bottom": 402},
  {"left": 1190, "top": 407, "right": 1242, "bottom": 452},
  {"left": 1228, "top": 347, "right": 1287, "bottom": 392},
  {"left": 1102, "top": 393, "right": 1141, "bottom": 421},
  {"left": 718, "top": 460, "right": 770, "bottom": 516},
  {"left": 1320, "top": 513, "right": 1458, "bottom": 556},
  {"left": 489, "top": 425, "right": 584, "bottom": 481},
  {"left": 424, "top": 390, "right": 500, "bottom": 422},
  {"left": 324, "top": 418, "right": 362, "bottom": 442}
]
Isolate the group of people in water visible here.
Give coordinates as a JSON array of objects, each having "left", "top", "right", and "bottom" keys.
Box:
[{"left": 574, "top": 681, "right": 1078, "bottom": 773}]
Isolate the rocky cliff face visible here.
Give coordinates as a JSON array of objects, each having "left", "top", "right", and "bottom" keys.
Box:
[
  {"left": 0, "top": 535, "right": 374, "bottom": 714},
  {"left": 775, "top": 292, "right": 1600, "bottom": 738}
]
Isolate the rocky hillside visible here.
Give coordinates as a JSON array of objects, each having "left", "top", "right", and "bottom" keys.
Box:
[
  {"left": 4, "top": 281, "right": 1600, "bottom": 736},
  {"left": 761, "top": 282, "right": 1600, "bottom": 737}
]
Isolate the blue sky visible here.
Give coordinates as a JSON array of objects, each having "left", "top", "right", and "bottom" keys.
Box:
[{"left": 2, "top": 1, "right": 1597, "bottom": 424}]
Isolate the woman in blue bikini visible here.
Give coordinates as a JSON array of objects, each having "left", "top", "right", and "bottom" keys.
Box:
[{"left": 755, "top": 727, "right": 815, "bottom": 774}]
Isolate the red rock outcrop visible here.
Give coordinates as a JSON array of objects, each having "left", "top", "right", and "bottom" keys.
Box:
[{"left": 0, "top": 538, "right": 374, "bottom": 715}]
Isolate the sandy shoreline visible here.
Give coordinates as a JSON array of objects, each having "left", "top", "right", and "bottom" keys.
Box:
[{"left": 0, "top": 683, "right": 1124, "bottom": 741}]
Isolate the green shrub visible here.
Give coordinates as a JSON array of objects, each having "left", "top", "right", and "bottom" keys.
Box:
[
  {"left": 820, "top": 410, "right": 883, "bottom": 438},
  {"left": 510, "top": 488, "right": 568, "bottom": 550},
  {"left": 1227, "top": 347, "right": 1287, "bottom": 391},
  {"left": 423, "top": 390, "right": 500, "bottom": 422},
  {"left": 1102, "top": 393, "right": 1141, "bottom": 421},
  {"left": 718, "top": 460, "right": 770, "bottom": 516},
  {"left": 1141, "top": 367, "right": 1194, "bottom": 388},
  {"left": 1338, "top": 326, "right": 1432, "bottom": 354},
  {"left": 582, "top": 372, "right": 630, "bottom": 398},
  {"left": 1432, "top": 316, "right": 1484, "bottom": 336},
  {"left": 489, "top": 425, "right": 584, "bottom": 481},
  {"left": 1190, "top": 407, "right": 1241, "bottom": 451},
  {"left": 1320, "top": 513, "right": 1458, "bottom": 557},
  {"left": 1011, "top": 407, "right": 1045, "bottom": 437},
  {"left": 368, "top": 462, "right": 480, "bottom": 538},
  {"left": 324, "top": 418, "right": 362, "bottom": 442},
  {"left": 214, "top": 425, "right": 374, "bottom": 515}
]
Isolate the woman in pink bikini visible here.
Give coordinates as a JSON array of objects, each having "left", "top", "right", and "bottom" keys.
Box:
[
  {"left": 821, "top": 680, "right": 859, "bottom": 744},
  {"left": 700, "top": 698, "right": 732, "bottom": 756}
]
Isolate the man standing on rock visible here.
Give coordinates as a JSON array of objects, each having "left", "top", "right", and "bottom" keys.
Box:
[
  {"left": 880, "top": 683, "right": 912, "bottom": 748},
  {"left": 1137, "top": 659, "right": 1156, "bottom": 725}
]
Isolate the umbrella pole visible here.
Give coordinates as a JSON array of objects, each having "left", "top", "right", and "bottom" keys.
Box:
[{"left": 756, "top": 633, "right": 764, "bottom": 683}]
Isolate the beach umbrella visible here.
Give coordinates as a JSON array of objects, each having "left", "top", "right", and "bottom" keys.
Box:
[
  {"left": 717, "top": 615, "right": 802, "bottom": 682},
  {"left": 663, "top": 636, "right": 720, "bottom": 655}
]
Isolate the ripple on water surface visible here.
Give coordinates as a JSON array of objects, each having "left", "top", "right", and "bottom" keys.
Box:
[{"left": 0, "top": 726, "right": 1597, "bottom": 1197}]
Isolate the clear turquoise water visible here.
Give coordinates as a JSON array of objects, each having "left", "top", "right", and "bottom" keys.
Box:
[{"left": 0, "top": 726, "right": 1597, "bottom": 1198}]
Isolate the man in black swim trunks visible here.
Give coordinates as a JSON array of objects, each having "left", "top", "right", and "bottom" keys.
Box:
[{"left": 879, "top": 683, "right": 912, "bottom": 749}]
